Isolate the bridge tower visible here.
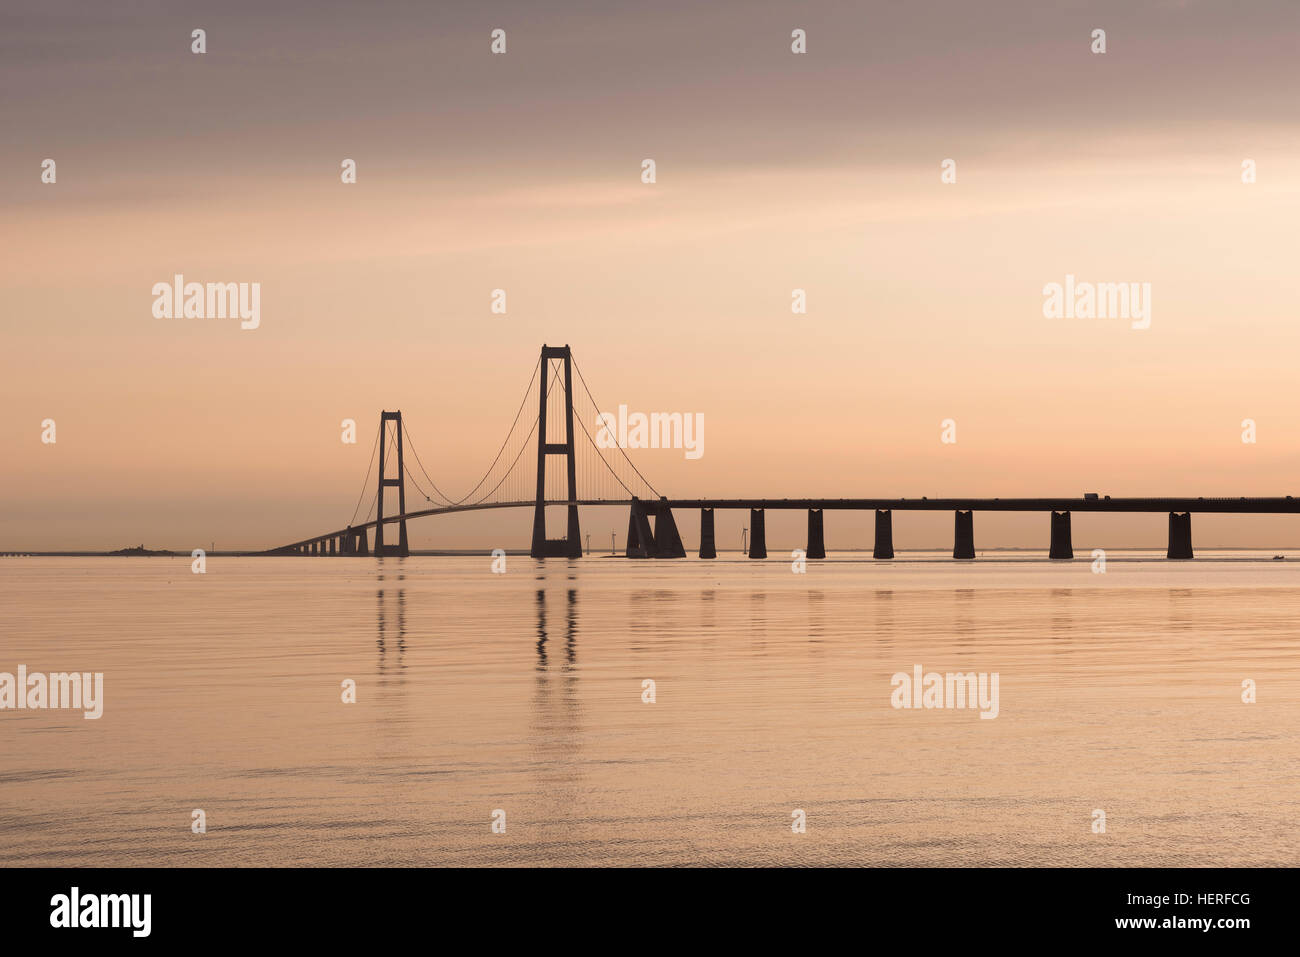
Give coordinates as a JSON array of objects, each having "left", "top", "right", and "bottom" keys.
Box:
[
  {"left": 375, "top": 410, "right": 410, "bottom": 557},
  {"left": 530, "top": 345, "right": 583, "bottom": 558}
]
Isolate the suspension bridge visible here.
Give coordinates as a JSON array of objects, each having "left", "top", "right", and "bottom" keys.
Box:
[{"left": 265, "top": 344, "right": 1300, "bottom": 561}]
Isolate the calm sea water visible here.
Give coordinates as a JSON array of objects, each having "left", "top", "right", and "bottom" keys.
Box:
[{"left": 1, "top": 553, "right": 1297, "bottom": 867}]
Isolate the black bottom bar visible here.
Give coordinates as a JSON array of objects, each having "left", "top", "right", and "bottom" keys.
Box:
[{"left": 2, "top": 866, "right": 1281, "bottom": 945}]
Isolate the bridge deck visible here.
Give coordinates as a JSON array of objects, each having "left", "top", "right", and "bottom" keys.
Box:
[{"left": 661, "top": 497, "right": 1300, "bottom": 513}]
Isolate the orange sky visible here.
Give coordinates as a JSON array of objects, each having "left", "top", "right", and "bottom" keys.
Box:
[{"left": 3, "top": 1, "right": 1299, "bottom": 549}]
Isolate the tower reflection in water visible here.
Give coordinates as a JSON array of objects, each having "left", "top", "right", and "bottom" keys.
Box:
[
  {"left": 376, "top": 571, "right": 406, "bottom": 680},
  {"left": 531, "top": 569, "right": 582, "bottom": 795}
]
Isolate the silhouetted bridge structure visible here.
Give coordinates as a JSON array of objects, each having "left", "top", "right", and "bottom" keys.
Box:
[{"left": 266, "top": 345, "right": 1300, "bottom": 561}]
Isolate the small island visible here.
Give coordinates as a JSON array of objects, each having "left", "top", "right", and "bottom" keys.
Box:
[{"left": 107, "top": 545, "right": 175, "bottom": 556}]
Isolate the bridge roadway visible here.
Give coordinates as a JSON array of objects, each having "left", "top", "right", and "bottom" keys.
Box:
[
  {"left": 658, "top": 496, "right": 1300, "bottom": 513},
  {"left": 267, "top": 495, "right": 1300, "bottom": 556}
]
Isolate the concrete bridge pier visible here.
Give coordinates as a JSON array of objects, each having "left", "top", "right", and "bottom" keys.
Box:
[
  {"left": 1167, "top": 512, "right": 1193, "bottom": 559},
  {"left": 806, "top": 509, "right": 826, "bottom": 559},
  {"left": 749, "top": 508, "right": 767, "bottom": 559},
  {"left": 653, "top": 499, "right": 686, "bottom": 558},
  {"left": 328, "top": 537, "right": 336, "bottom": 556},
  {"left": 953, "top": 510, "right": 975, "bottom": 559},
  {"left": 354, "top": 527, "right": 369, "bottom": 557},
  {"left": 874, "top": 509, "right": 894, "bottom": 559},
  {"left": 625, "top": 499, "right": 656, "bottom": 558},
  {"left": 1049, "top": 511, "right": 1073, "bottom": 559},
  {"left": 699, "top": 508, "right": 717, "bottom": 559}
]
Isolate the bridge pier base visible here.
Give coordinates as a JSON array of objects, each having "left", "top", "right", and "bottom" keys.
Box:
[
  {"left": 565, "top": 504, "right": 582, "bottom": 558},
  {"left": 1049, "top": 511, "right": 1073, "bottom": 559},
  {"left": 355, "top": 527, "right": 369, "bottom": 557},
  {"left": 532, "top": 507, "right": 583, "bottom": 558},
  {"left": 1167, "top": 512, "right": 1193, "bottom": 559},
  {"left": 806, "top": 509, "right": 825, "bottom": 559},
  {"left": 376, "top": 532, "right": 410, "bottom": 558},
  {"left": 953, "top": 510, "right": 975, "bottom": 559},
  {"left": 749, "top": 509, "right": 767, "bottom": 559},
  {"left": 329, "top": 537, "right": 336, "bottom": 556},
  {"left": 699, "top": 508, "right": 716, "bottom": 559},
  {"left": 874, "top": 509, "right": 894, "bottom": 559}
]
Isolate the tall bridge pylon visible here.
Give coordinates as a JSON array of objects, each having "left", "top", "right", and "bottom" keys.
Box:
[
  {"left": 375, "top": 410, "right": 409, "bottom": 557},
  {"left": 531, "top": 345, "right": 582, "bottom": 558}
]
